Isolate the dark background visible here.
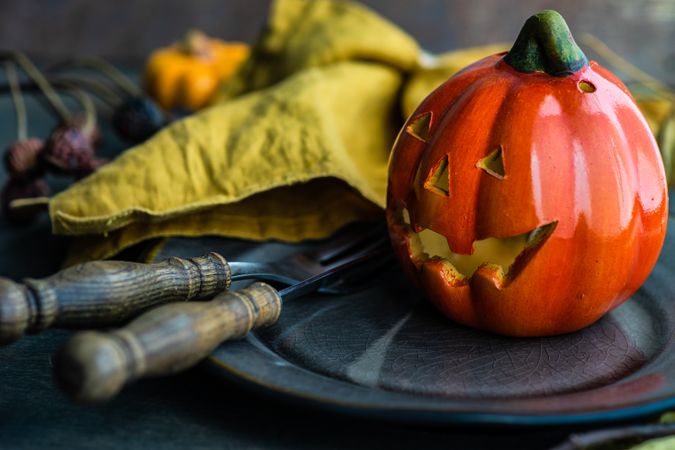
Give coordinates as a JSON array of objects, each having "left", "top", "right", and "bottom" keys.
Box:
[
  {"left": 0, "top": 0, "right": 674, "bottom": 83},
  {"left": 0, "top": 1, "right": 673, "bottom": 449}
]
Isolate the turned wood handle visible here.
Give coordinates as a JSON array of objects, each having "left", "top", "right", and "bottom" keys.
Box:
[
  {"left": 53, "top": 282, "right": 282, "bottom": 403},
  {"left": 0, "top": 253, "right": 230, "bottom": 344}
]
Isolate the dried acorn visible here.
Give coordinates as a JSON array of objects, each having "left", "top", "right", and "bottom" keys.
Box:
[
  {"left": 0, "top": 52, "right": 104, "bottom": 178},
  {"left": 42, "top": 123, "right": 97, "bottom": 177},
  {"left": 4, "top": 138, "right": 45, "bottom": 179},
  {"left": 113, "top": 96, "right": 165, "bottom": 143},
  {"left": 1, "top": 177, "right": 50, "bottom": 225},
  {"left": 42, "top": 86, "right": 103, "bottom": 177}
]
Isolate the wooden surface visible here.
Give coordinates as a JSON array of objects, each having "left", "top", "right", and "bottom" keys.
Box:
[{"left": 0, "top": 0, "right": 673, "bottom": 83}]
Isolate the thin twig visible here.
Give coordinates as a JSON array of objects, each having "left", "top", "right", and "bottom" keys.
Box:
[
  {"left": 0, "top": 51, "right": 72, "bottom": 122},
  {"left": 580, "top": 33, "right": 674, "bottom": 101},
  {"left": 50, "top": 76, "right": 120, "bottom": 107},
  {"left": 0, "top": 79, "right": 115, "bottom": 118},
  {"left": 5, "top": 61, "right": 27, "bottom": 141},
  {"left": 61, "top": 87, "right": 97, "bottom": 134},
  {"left": 46, "top": 57, "right": 141, "bottom": 97}
]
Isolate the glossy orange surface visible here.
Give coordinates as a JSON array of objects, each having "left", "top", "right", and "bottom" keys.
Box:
[{"left": 386, "top": 53, "right": 668, "bottom": 336}]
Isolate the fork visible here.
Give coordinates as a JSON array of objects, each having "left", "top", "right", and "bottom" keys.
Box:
[
  {"left": 54, "top": 238, "right": 394, "bottom": 403},
  {"left": 0, "top": 223, "right": 386, "bottom": 345}
]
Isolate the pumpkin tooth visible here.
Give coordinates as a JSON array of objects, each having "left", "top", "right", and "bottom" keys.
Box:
[
  {"left": 397, "top": 207, "right": 429, "bottom": 268},
  {"left": 472, "top": 263, "right": 506, "bottom": 288},
  {"left": 422, "top": 257, "right": 468, "bottom": 286}
]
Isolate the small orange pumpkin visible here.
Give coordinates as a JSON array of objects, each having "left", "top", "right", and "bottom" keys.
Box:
[
  {"left": 386, "top": 11, "right": 668, "bottom": 337},
  {"left": 143, "top": 30, "right": 249, "bottom": 111}
]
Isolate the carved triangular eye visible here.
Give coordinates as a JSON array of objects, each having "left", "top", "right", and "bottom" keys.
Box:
[
  {"left": 476, "top": 146, "right": 505, "bottom": 179},
  {"left": 406, "top": 112, "right": 432, "bottom": 142},
  {"left": 424, "top": 154, "right": 449, "bottom": 196}
]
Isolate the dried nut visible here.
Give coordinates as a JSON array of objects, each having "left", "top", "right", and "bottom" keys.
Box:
[
  {"left": 4, "top": 138, "right": 45, "bottom": 179},
  {"left": 42, "top": 125, "right": 97, "bottom": 177},
  {"left": 113, "top": 97, "right": 165, "bottom": 143}
]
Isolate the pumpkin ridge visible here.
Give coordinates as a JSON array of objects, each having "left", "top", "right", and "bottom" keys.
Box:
[{"left": 474, "top": 73, "right": 543, "bottom": 241}]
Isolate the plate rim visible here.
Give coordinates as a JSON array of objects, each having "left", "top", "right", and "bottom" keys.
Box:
[
  {"left": 207, "top": 307, "right": 675, "bottom": 429},
  {"left": 206, "top": 353, "right": 675, "bottom": 426}
]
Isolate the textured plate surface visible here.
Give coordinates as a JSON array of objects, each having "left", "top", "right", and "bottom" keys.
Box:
[{"left": 158, "top": 218, "right": 675, "bottom": 426}]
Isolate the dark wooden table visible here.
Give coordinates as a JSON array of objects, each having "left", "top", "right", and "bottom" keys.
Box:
[
  {"left": 1, "top": 332, "right": 575, "bottom": 449},
  {"left": 0, "top": 1, "right": 672, "bottom": 448}
]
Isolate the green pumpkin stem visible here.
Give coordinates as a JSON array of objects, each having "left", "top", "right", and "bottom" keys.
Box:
[{"left": 503, "top": 10, "right": 588, "bottom": 77}]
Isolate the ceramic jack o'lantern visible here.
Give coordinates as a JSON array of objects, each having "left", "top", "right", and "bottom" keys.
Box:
[{"left": 386, "top": 10, "right": 668, "bottom": 337}]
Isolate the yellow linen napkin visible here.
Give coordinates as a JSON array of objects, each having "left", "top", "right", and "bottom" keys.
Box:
[
  {"left": 53, "top": 61, "right": 404, "bottom": 261},
  {"left": 51, "top": 0, "right": 419, "bottom": 263},
  {"left": 52, "top": 62, "right": 403, "bottom": 235}
]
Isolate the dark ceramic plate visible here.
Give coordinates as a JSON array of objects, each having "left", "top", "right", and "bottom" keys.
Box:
[{"left": 157, "top": 218, "right": 675, "bottom": 426}]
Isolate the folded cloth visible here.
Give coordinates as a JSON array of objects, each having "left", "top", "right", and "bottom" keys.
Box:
[
  {"left": 49, "top": 0, "right": 672, "bottom": 264},
  {"left": 218, "top": 0, "right": 420, "bottom": 100},
  {"left": 50, "top": 0, "right": 419, "bottom": 263}
]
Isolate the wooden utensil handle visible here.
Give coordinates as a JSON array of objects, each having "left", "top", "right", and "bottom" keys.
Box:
[
  {"left": 54, "top": 282, "right": 281, "bottom": 403},
  {"left": 0, "top": 253, "right": 230, "bottom": 344}
]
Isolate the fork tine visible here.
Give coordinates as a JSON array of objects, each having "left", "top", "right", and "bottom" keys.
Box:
[
  {"left": 302, "top": 221, "right": 388, "bottom": 265},
  {"left": 320, "top": 248, "right": 396, "bottom": 295},
  {"left": 322, "top": 231, "right": 390, "bottom": 267}
]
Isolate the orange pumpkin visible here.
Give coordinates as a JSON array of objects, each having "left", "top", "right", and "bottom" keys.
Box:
[
  {"left": 386, "top": 11, "right": 668, "bottom": 337},
  {"left": 143, "top": 30, "right": 249, "bottom": 111}
]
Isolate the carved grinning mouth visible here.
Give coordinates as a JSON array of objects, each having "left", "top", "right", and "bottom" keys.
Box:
[{"left": 399, "top": 208, "right": 557, "bottom": 283}]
